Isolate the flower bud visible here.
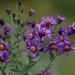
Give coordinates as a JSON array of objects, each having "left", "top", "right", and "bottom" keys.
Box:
[
  {"left": 12, "top": 13, "right": 16, "bottom": 18},
  {"left": 20, "top": 21, "right": 24, "bottom": 27},
  {"left": 58, "top": 27, "right": 65, "bottom": 35},
  {"left": 0, "top": 19, "right": 4, "bottom": 25},
  {"left": 17, "top": 19, "right": 21, "bottom": 24},
  {"left": 21, "top": 10, "right": 23, "bottom": 13},
  {"left": 26, "top": 20, "right": 32, "bottom": 24},
  {"left": 57, "top": 14, "right": 65, "bottom": 24},
  {"left": 6, "top": 8, "right": 11, "bottom": 15},
  {"left": 29, "top": 9, "right": 35, "bottom": 16},
  {"left": 18, "top": 2, "right": 21, "bottom": 6},
  {"left": 31, "top": 21, "right": 36, "bottom": 28}
]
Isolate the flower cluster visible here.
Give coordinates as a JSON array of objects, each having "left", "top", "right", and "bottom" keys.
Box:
[
  {"left": 0, "top": 21, "right": 12, "bottom": 64},
  {"left": 0, "top": 2, "right": 75, "bottom": 75},
  {"left": 24, "top": 14, "right": 75, "bottom": 74}
]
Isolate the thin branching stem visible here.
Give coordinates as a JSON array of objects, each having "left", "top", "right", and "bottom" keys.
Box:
[{"left": 45, "top": 53, "right": 58, "bottom": 71}]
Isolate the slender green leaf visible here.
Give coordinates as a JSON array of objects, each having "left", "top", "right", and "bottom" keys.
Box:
[
  {"left": 10, "top": 69, "right": 19, "bottom": 72},
  {"left": 50, "top": 53, "right": 54, "bottom": 61},
  {"left": 36, "top": 73, "right": 41, "bottom": 75}
]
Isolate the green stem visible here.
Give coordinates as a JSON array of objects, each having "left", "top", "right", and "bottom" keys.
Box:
[
  {"left": 19, "top": 15, "right": 29, "bottom": 41},
  {"left": 16, "top": 24, "right": 25, "bottom": 74},
  {"left": 17, "top": 29, "right": 22, "bottom": 67},
  {"left": 45, "top": 53, "right": 58, "bottom": 71}
]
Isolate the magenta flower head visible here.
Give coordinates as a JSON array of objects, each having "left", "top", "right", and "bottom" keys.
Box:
[
  {"left": 37, "top": 15, "right": 56, "bottom": 28},
  {"left": 23, "top": 28, "right": 35, "bottom": 40},
  {"left": 57, "top": 14, "right": 65, "bottom": 24},
  {"left": 54, "top": 33, "right": 69, "bottom": 43},
  {"left": 0, "top": 41, "right": 9, "bottom": 51},
  {"left": 25, "top": 39, "right": 41, "bottom": 57},
  {"left": 1, "top": 25, "right": 12, "bottom": 35},
  {"left": 41, "top": 69, "right": 52, "bottom": 75},
  {"left": 0, "top": 51, "right": 9, "bottom": 64},
  {"left": 36, "top": 28, "right": 51, "bottom": 42},
  {"left": 29, "top": 9, "right": 35, "bottom": 16},
  {"left": 45, "top": 41, "right": 58, "bottom": 53},
  {"left": 0, "top": 18, "right": 4, "bottom": 25},
  {"left": 57, "top": 41, "right": 75, "bottom": 55}
]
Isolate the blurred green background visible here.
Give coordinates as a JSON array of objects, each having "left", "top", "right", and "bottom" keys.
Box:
[{"left": 0, "top": 0, "right": 75, "bottom": 75}]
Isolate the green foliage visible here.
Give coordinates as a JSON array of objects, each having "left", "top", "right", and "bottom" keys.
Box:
[
  {"left": 50, "top": 53, "right": 55, "bottom": 61},
  {"left": 36, "top": 73, "right": 41, "bottom": 75},
  {"left": 10, "top": 69, "right": 19, "bottom": 72}
]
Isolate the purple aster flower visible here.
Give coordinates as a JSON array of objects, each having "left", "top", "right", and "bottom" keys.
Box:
[
  {"left": 54, "top": 33, "right": 69, "bottom": 43},
  {"left": 58, "top": 27, "right": 65, "bottom": 35},
  {"left": 29, "top": 9, "right": 35, "bottom": 16},
  {"left": 0, "top": 50, "right": 9, "bottom": 64},
  {"left": 23, "top": 28, "right": 35, "bottom": 40},
  {"left": 36, "top": 28, "right": 51, "bottom": 42},
  {"left": 37, "top": 15, "right": 56, "bottom": 28},
  {"left": 57, "top": 41, "right": 75, "bottom": 55},
  {"left": 57, "top": 14, "right": 65, "bottom": 23},
  {"left": 42, "top": 15, "right": 57, "bottom": 26},
  {"left": 25, "top": 39, "right": 41, "bottom": 57},
  {"left": 0, "top": 41, "right": 9, "bottom": 51},
  {"left": 41, "top": 69, "right": 52, "bottom": 75},
  {"left": 45, "top": 41, "right": 58, "bottom": 53},
  {"left": 1, "top": 25, "right": 12, "bottom": 35},
  {"left": 37, "top": 22, "right": 47, "bottom": 29},
  {"left": 0, "top": 18, "right": 4, "bottom": 25}
]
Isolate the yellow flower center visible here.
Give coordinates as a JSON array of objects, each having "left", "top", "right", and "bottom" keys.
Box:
[
  {"left": 45, "top": 20, "right": 50, "bottom": 25},
  {"left": 64, "top": 45, "right": 70, "bottom": 51},
  {"left": 30, "top": 46, "right": 36, "bottom": 52},
  {"left": 0, "top": 44, "right": 5, "bottom": 50},
  {"left": 50, "top": 44, "right": 56, "bottom": 50},
  {"left": 28, "top": 33, "right": 33, "bottom": 39},
  {"left": 0, "top": 57, "right": 5, "bottom": 62},
  {"left": 59, "top": 36, "right": 64, "bottom": 41}
]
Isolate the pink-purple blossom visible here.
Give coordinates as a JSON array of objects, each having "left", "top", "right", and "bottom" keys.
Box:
[
  {"left": 41, "top": 69, "right": 52, "bottom": 75},
  {"left": 36, "top": 28, "right": 51, "bottom": 42},
  {"left": 25, "top": 39, "right": 41, "bottom": 57},
  {"left": 57, "top": 41, "right": 75, "bottom": 55},
  {"left": 37, "top": 15, "right": 56, "bottom": 29},
  {"left": 1, "top": 25, "right": 12, "bottom": 35}
]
